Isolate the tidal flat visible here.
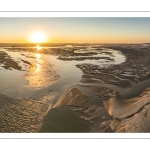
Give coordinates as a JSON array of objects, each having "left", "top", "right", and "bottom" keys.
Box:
[{"left": 0, "top": 43, "right": 150, "bottom": 132}]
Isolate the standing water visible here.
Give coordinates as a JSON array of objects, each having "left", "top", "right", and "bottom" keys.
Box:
[{"left": 0, "top": 43, "right": 126, "bottom": 132}]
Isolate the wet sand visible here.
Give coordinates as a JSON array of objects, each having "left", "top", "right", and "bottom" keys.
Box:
[
  {"left": 74, "top": 44, "right": 150, "bottom": 132},
  {"left": 53, "top": 88, "right": 89, "bottom": 108},
  {"left": 1, "top": 43, "right": 150, "bottom": 132}
]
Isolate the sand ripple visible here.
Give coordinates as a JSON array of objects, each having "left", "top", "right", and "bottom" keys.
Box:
[
  {"left": 0, "top": 93, "right": 55, "bottom": 132},
  {"left": 110, "top": 104, "right": 150, "bottom": 132}
]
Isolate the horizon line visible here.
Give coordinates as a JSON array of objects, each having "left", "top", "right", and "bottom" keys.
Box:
[{"left": 0, "top": 42, "right": 148, "bottom": 44}]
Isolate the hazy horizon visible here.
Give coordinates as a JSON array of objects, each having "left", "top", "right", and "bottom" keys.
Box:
[
  {"left": 0, "top": 42, "right": 148, "bottom": 44},
  {"left": 1, "top": 17, "right": 150, "bottom": 43}
]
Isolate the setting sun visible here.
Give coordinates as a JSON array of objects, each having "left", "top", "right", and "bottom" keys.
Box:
[{"left": 30, "top": 31, "right": 47, "bottom": 43}]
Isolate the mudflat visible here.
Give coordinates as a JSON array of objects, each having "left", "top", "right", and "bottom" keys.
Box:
[{"left": 1, "top": 43, "right": 150, "bottom": 132}]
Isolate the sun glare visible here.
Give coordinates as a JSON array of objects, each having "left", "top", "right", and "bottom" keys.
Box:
[
  {"left": 36, "top": 53, "right": 41, "bottom": 59},
  {"left": 36, "top": 44, "right": 41, "bottom": 50},
  {"left": 30, "top": 32, "right": 47, "bottom": 43}
]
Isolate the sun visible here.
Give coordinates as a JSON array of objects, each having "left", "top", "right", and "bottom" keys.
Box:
[{"left": 30, "top": 31, "right": 47, "bottom": 43}]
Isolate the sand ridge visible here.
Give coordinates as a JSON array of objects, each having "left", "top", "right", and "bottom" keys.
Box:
[
  {"left": 104, "top": 88, "right": 150, "bottom": 119},
  {"left": 53, "top": 88, "right": 90, "bottom": 108}
]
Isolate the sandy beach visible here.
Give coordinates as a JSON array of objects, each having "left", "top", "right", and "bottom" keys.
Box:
[{"left": 1, "top": 43, "right": 150, "bottom": 132}]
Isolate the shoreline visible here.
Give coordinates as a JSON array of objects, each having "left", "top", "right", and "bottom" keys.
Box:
[{"left": 1, "top": 43, "right": 150, "bottom": 132}]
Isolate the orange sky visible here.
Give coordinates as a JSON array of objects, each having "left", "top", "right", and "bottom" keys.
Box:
[{"left": 0, "top": 18, "right": 150, "bottom": 43}]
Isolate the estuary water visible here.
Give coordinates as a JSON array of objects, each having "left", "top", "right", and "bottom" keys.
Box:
[{"left": 0, "top": 43, "right": 126, "bottom": 132}]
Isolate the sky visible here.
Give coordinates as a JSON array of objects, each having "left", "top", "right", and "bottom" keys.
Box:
[{"left": 0, "top": 17, "right": 150, "bottom": 43}]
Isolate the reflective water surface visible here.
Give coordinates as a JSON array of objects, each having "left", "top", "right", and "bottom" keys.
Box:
[{"left": 0, "top": 43, "right": 126, "bottom": 132}]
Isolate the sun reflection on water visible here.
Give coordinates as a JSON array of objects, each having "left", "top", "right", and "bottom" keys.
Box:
[
  {"left": 35, "top": 63, "right": 41, "bottom": 72},
  {"left": 35, "top": 53, "right": 42, "bottom": 72},
  {"left": 36, "top": 44, "right": 41, "bottom": 50},
  {"left": 25, "top": 52, "right": 59, "bottom": 88},
  {"left": 36, "top": 53, "right": 41, "bottom": 60}
]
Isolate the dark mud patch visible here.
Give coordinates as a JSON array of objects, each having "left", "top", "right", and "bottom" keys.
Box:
[
  {"left": 58, "top": 56, "right": 115, "bottom": 61},
  {"left": 0, "top": 51, "right": 22, "bottom": 70},
  {"left": 21, "top": 59, "right": 32, "bottom": 66},
  {"left": 39, "top": 107, "right": 92, "bottom": 132},
  {"left": 73, "top": 104, "right": 112, "bottom": 132},
  {"left": 78, "top": 72, "right": 131, "bottom": 88},
  {"left": 90, "top": 86, "right": 113, "bottom": 100}
]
